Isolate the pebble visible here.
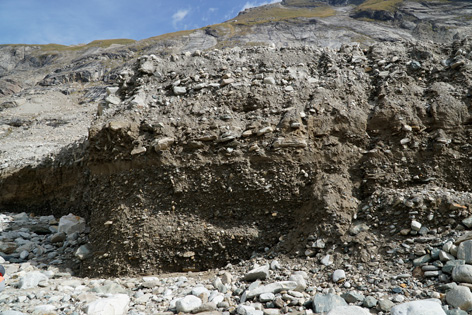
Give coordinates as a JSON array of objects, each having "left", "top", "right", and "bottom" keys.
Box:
[{"left": 332, "top": 270, "right": 346, "bottom": 283}]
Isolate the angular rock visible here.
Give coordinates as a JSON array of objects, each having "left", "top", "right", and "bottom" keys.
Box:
[
  {"left": 243, "top": 265, "right": 270, "bottom": 281},
  {"left": 58, "top": 214, "right": 86, "bottom": 235},
  {"left": 390, "top": 299, "right": 445, "bottom": 315},
  {"left": 312, "top": 293, "right": 347, "bottom": 313}
]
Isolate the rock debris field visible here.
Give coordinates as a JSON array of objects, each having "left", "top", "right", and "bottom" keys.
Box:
[
  {"left": 1, "top": 23, "right": 472, "bottom": 315},
  {"left": 5, "top": 205, "right": 472, "bottom": 314}
]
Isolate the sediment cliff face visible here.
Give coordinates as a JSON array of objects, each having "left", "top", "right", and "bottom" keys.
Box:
[{"left": 1, "top": 1, "right": 472, "bottom": 276}]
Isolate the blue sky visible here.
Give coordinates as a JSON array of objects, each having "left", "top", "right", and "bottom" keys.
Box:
[{"left": 0, "top": 0, "right": 280, "bottom": 45}]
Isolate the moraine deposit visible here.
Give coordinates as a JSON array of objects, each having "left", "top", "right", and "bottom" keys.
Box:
[{"left": 1, "top": 0, "right": 472, "bottom": 314}]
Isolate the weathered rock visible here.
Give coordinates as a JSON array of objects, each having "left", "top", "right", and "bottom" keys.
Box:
[
  {"left": 446, "top": 286, "right": 472, "bottom": 310},
  {"left": 378, "top": 299, "right": 395, "bottom": 312},
  {"left": 390, "top": 299, "right": 445, "bottom": 315},
  {"left": 243, "top": 265, "right": 270, "bottom": 281},
  {"left": 58, "top": 214, "right": 86, "bottom": 235}
]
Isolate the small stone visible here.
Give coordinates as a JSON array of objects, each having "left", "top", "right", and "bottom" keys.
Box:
[
  {"left": 289, "top": 273, "right": 306, "bottom": 292},
  {"left": 264, "top": 77, "right": 276, "bottom": 85},
  {"left": 332, "top": 270, "right": 346, "bottom": 283},
  {"left": 391, "top": 299, "right": 445, "bottom": 315},
  {"left": 363, "top": 296, "right": 378, "bottom": 308},
  {"left": 377, "top": 299, "right": 395, "bottom": 312},
  {"left": 443, "top": 260, "right": 465, "bottom": 274},
  {"left": 221, "top": 272, "right": 232, "bottom": 284},
  {"left": 326, "top": 306, "right": 370, "bottom": 315},
  {"left": 154, "top": 137, "right": 174, "bottom": 151},
  {"left": 411, "top": 220, "right": 422, "bottom": 231},
  {"left": 263, "top": 309, "right": 280, "bottom": 315},
  {"left": 51, "top": 232, "right": 67, "bottom": 243},
  {"left": 458, "top": 240, "right": 472, "bottom": 263},
  {"left": 439, "top": 251, "right": 455, "bottom": 262},
  {"left": 462, "top": 216, "right": 472, "bottom": 228},
  {"left": 173, "top": 86, "right": 187, "bottom": 95},
  {"left": 453, "top": 265, "right": 472, "bottom": 283},
  {"left": 446, "top": 286, "right": 472, "bottom": 310},
  {"left": 237, "top": 305, "right": 263, "bottom": 315},
  {"left": 58, "top": 214, "right": 86, "bottom": 235},
  {"left": 75, "top": 244, "right": 93, "bottom": 260},
  {"left": 260, "top": 293, "right": 275, "bottom": 302},
  {"left": 312, "top": 294, "right": 347, "bottom": 313},
  {"left": 176, "top": 295, "right": 202, "bottom": 313},
  {"left": 243, "top": 265, "right": 270, "bottom": 281},
  {"left": 413, "top": 254, "right": 432, "bottom": 266},
  {"left": 257, "top": 127, "right": 274, "bottom": 136},
  {"left": 341, "top": 291, "right": 364, "bottom": 303},
  {"left": 321, "top": 255, "right": 333, "bottom": 266},
  {"left": 213, "top": 277, "right": 227, "bottom": 293}
]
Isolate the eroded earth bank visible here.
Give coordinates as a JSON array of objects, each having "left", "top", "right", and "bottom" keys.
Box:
[{"left": 1, "top": 38, "right": 472, "bottom": 279}]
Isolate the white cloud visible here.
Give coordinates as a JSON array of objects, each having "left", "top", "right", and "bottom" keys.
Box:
[
  {"left": 209, "top": 7, "right": 217, "bottom": 13},
  {"left": 172, "top": 9, "right": 189, "bottom": 27},
  {"left": 241, "top": 0, "right": 281, "bottom": 11}
]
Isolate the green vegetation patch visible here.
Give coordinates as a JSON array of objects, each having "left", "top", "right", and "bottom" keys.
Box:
[
  {"left": 230, "top": 5, "right": 336, "bottom": 26},
  {"left": 356, "top": 0, "right": 404, "bottom": 12},
  {"left": 282, "top": 0, "right": 330, "bottom": 8}
]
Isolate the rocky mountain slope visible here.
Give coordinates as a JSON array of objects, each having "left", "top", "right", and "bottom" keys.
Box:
[{"left": 0, "top": 0, "right": 472, "bottom": 279}]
